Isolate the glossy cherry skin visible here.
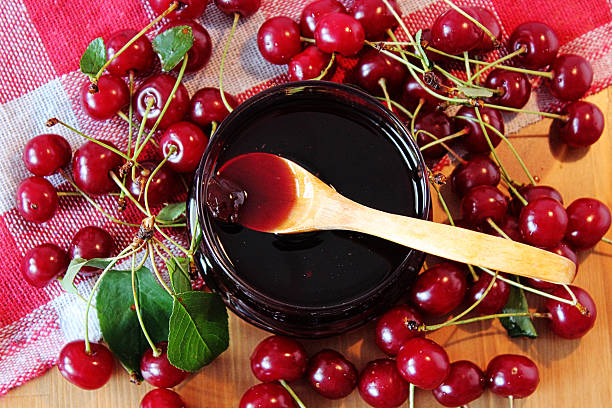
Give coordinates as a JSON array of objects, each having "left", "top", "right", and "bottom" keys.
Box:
[
  {"left": 413, "top": 111, "right": 452, "bottom": 159},
  {"left": 375, "top": 304, "right": 423, "bottom": 356},
  {"left": 23, "top": 134, "right": 71, "bottom": 176},
  {"left": 564, "top": 198, "right": 611, "bottom": 250},
  {"left": 461, "top": 185, "right": 508, "bottom": 226},
  {"left": 485, "top": 69, "right": 531, "bottom": 109},
  {"left": 451, "top": 155, "right": 501, "bottom": 196},
  {"left": 353, "top": 48, "right": 407, "bottom": 96},
  {"left": 189, "top": 87, "right": 237, "bottom": 127},
  {"left": 454, "top": 106, "right": 504, "bottom": 154},
  {"left": 21, "top": 243, "right": 69, "bottom": 287},
  {"left": 524, "top": 242, "right": 577, "bottom": 291},
  {"left": 134, "top": 74, "right": 190, "bottom": 130},
  {"left": 106, "top": 29, "right": 154, "bottom": 76},
  {"left": 510, "top": 184, "right": 563, "bottom": 216},
  {"left": 519, "top": 197, "right": 568, "bottom": 247},
  {"left": 140, "top": 388, "right": 186, "bottom": 408},
  {"left": 473, "top": 7, "right": 501, "bottom": 52},
  {"left": 215, "top": 0, "right": 261, "bottom": 17},
  {"left": 431, "top": 7, "right": 482, "bottom": 55},
  {"left": 483, "top": 215, "right": 523, "bottom": 242},
  {"left": 80, "top": 75, "right": 129, "bottom": 121},
  {"left": 141, "top": 342, "right": 189, "bottom": 388},
  {"left": 69, "top": 226, "right": 114, "bottom": 274},
  {"left": 250, "top": 335, "right": 307, "bottom": 382},
  {"left": 409, "top": 263, "right": 467, "bottom": 317},
  {"left": 432, "top": 360, "right": 486, "bottom": 407},
  {"left": 509, "top": 22, "right": 559, "bottom": 69},
  {"left": 149, "top": 0, "right": 209, "bottom": 20},
  {"left": 307, "top": 349, "right": 358, "bottom": 399},
  {"left": 57, "top": 340, "right": 114, "bottom": 390},
  {"left": 549, "top": 54, "right": 593, "bottom": 101},
  {"left": 554, "top": 101, "right": 605, "bottom": 148},
  {"left": 160, "top": 121, "right": 209, "bottom": 173},
  {"left": 358, "top": 359, "right": 410, "bottom": 408},
  {"left": 314, "top": 13, "right": 365, "bottom": 56},
  {"left": 401, "top": 74, "right": 445, "bottom": 114},
  {"left": 257, "top": 17, "right": 303, "bottom": 65},
  {"left": 162, "top": 19, "right": 212, "bottom": 73},
  {"left": 16, "top": 177, "right": 58, "bottom": 224},
  {"left": 300, "top": 0, "right": 346, "bottom": 38},
  {"left": 129, "top": 161, "right": 178, "bottom": 207},
  {"left": 289, "top": 46, "right": 332, "bottom": 81},
  {"left": 351, "top": 0, "right": 400, "bottom": 41},
  {"left": 72, "top": 140, "right": 123, "bottom": 195},
  {"left": 239, "top": 383, "right": 297, "bottom": 408},
  {"left": 486, "top": 354, "right": 539, "bottom": 399},
  {"left": 396, "top": 337, "right": 450, "bottom": 390},
  {"left": 466, "top": 272, "right": 511, "bottom": 315},
  {"left": 545, "top": 285, "right": 596, "bottom": 339}
]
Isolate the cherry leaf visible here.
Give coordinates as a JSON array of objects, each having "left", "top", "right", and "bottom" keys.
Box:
[
  {"left": 59, "top": 257, "right": 112, "bottom": 294},
  {"left": 499, "top": 277, "right": 538, "bottom": 338},
  {"left": 457, "top": 85, "right": 495, "bottom": 98},
  {"left": 157, "top": 201, "right": 186, "bottom": 223},
  {"left": 153, "top": 26, "right": 194, "bottom": 72},
  {"left": 80, "top": 37, "right": 107, "bottom": 77},
  {"left": 167, "top": 256, "right": 192, "bottom": 293}
]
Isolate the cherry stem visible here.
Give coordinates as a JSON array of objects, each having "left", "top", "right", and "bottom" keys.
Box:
[
  {"left": 93, "top": 1, "right": 179, "bottom": 81},
  {"left": 504, "top": 180, "right": 528, "bottom": 206},
  {"left": 116, "top": 111, "right": 140, "bottom": 128},
  {"left": 278, "top": 379, "right": 307, "bottom": 408},
  {"left": 474, "top": 107, "right": 513, "bottom": 184},
  {"left": 406, "top": 63, "right": 470, "bottom": 104},
  {"left": 418, "top": 127, "right": 468, "bottom": 152},
  {"left": 426, "top": 311, "right": 551, "bottom": 331},
  {"left": 299, "top": 36, "right": 315, "bottom": 43},
  {"left": 143, "top": 145, "right": 177, "bottom": 215},
  {"left": 508, "top": 395, "right": 514, "bottom": 408},
  {"left": 435, "top": 64, "right": 499, "bottom": 93},
  {"left": 58, "top": 191, "right": 119, "bottom": 197},
  {"left": 109, "top": 171, "right": 149, "bottom": 216},
  {"left": 409, "top": 382, "right": 415, "bottom": 408},
  {"left": 148, "top": 242, "right": 174, "bottom": 296},
  {"left": 127, "top": 70, "right": 135, "bottom": 157},
  {"left": 378, "top": 78, "right": 393, "bottom": 112},
  {"left": 602, "top": 237, "right": 612, "bottom": 245},
  {"left": 464, "top": 51, "right": 472, "bottom": 84},
  {"left": 482, "top": 102, "right": 568, "bottom": 121},
  {"left": 219, "top": 13, "right": 240, "bottom": 113},
  {"left": 154, "top": 237, "right": 179, "bottom": 259},
  {"left": 442, "top": 0, "right": 498, "bottom": 47},
  {"left": 381, "top": 0, "right": 427, "bottom": 71},
  {"left": 417, "top": 128, "right": 466, "bottom": 163},
  {"left": 375, "top": 97, "right": 414, "bottom": 118},
  {"left": 131, "top": 97, "right": 155, "bottom": 172},
  {"left": 314, "top": 52, "right": 335, "bottom": 80},
  {"left": 368, "top": 45, "right": 425, "bottom": 74},
  {"left": 131, "top": 248, "right": 162, "bottom": 357},
  {"left": 487, "top": 218, "right": 511, "bottom": 240},
  {"left": 410, "top": 99, "right": 424, "bottom": 136},
  {"left": 154, "top": 225, "right": 191, "bottom": 255},
  {"left": 469, "top": 47, "right": 526, "bottom": 82}
]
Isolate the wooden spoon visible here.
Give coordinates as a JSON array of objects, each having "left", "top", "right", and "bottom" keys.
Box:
[{"left": 209, "top": 153, "right": 576, "bottom": 284}]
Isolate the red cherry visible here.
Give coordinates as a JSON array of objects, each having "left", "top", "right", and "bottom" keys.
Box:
[
  {"left": 485, "top": 69, "right": 531, "bottom": 109},
  {"left": 466, "top": 272, "right": 511, "bottom": 315},
  {"left": 21, "top": 243, "right": 68, "bottom": 288},
  {"left": 257, "top": 17, "right": 303, "bottom": 65},
  {"left": 432, "top": 360, "right": 485, "bottom": 407},
  {"left": 141, "top": 342, "right": 189, "bottom": 388},
  {"left": 358, "top": 359, "right": 410, "bottom": 408},
  {"left": 486, "top": 354, "right": 539, "bottom": 399},
  {"left": 553, "top": 101, "right": 605, "bottom": 148},
  {"left": 454, "top": 106, "right": 504, "bottom": 154},
  {"left": 129, "top": 161, "right": 178, "bottom": 207},
  {"left": 524, "top": 242, "right": 577, "bottom": 291},
  {"left": 288, "top": 46, "right": 332, "bottom": 81},
  {"left": 314, "top": 13, "right": 365, "bottom": 56},
  {"left": 352, "top": 48, "right": 407, "bottom": 96},
  {"left": 69, "top": 226, "right": 114, "bottom": 274},
  {"left": 519, "top": 197, "right": 568, "bottom": 247},
  {"left": 299, "top": 0, "right": 347, "bottom": 38},
  {"left": 250, "top": 335, "right": 307, "bottom": 382},
  {"left": 545, "top": 285, "right": 596, "bottom": 339},
  {"left": 57, "top": 340, "right": 114, "bottom": 390},
  {"left": 160, "top": 121, "right": 209, "bottom": 173},
  {"left": 239, "top": 383, "right": 297, "bottom": 408},
  {"left": 510, "top": 184, "right": 563, "bottom": 216},
  {"left": 431, "top": 7, "right": 482, "bottom": 55},
  {"left": 307, "top": 349, "right": 358, "bottom": 399},
  {"left": 189, "top": 87, "right": 237, "bottom": 127},
  {"left": 509, "top": 21, "right": 559, "bottom": 69},
  {"left": 396, "top": 337, "right": 450, "bottom": 390},
  {"left": 351, "top": 0, "right": 400, "bottom": 41},
  {"left": 413, "top": 111, "right": 452, "bottom": 159},
  {"left": 134, "top": 74, "right": 190, "bottom": 130},
  {"left": 80, "top": 75, "right": 129, "bottom": 121},
  {"left": 16, "top": 177, "right": 58, "bottom": 224},
  {"left": 375, "top": 304, "right": 423, "bottom": 356},
  {"left": 149, "top": 0, "right": 209, "bottom": 20},
  {"left": 23, "top": 134, "right": 71, "bottom": 176},
  {"left": 401, "top": 74, "right": 445, "bottom": 114},
  {"left": 215, "top": 0, "right": 261, "bottom": 17},
  {"left": 72, "top": 140, "right": 123, "bottom": 195},
  {"left": 472, "top": 7, "right": 501, "bottom": 52},
  {"left": 106, "top": 29, "right": 154, "bottom": 77},
  {"left": 564, "top": 198, "right": 611, "bottom": 250},
  {"left": 140, "top": 388, "right": 186, "bottom": 408},
  {"left": 409, "top": 262, "right": 467, "bottom": 317},
  {"left": 161, "top": 19, "right": 212, "bottom": 73},
  {"left": 460, "top": 185, "right": 508, "bottom": 226},
  {"left": 450, "top": 155, "right": 501, "bottom": 197},
  {"left": 549, "top": 54, "right": 593, "bottom": 101},
  {"left": 483, "top": 215, "right": 523, "bottom": 242}
]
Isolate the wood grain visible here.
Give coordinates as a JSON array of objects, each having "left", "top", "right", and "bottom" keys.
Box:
[{"left": 2, "top": 90, "right": 611, "bottom": 408}]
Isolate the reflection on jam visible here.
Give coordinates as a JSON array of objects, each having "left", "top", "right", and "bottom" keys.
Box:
[{"left": 207, "top": 153, "right": 298, "bottom": 232}]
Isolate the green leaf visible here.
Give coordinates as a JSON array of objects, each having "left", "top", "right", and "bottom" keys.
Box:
[
  {"left": 167, "top": 292, "right": 229, "bottom": 372},
  {"left": 156, "top": 201, "right": 186, "bottom": 223},
  {"left": 414, "top": 29, "right": 431, "bottom": 70},
  {"left": 59, "top": 257, "right": 112, "bottom": 294},
  {"left": 80, "top": 37, "right": 106, "bottom": 77},
  {"left": 153, "top": 26, "right": 194, "bottom": 72},
  {"left": 457, "top": 85, "right": 495, "bottom": 98},
  {"left": 97, "top": 267, "right": 173, "bottom": 375},
  {"left": 167, "top": 256, "right": 192, "bottom": 293},
  {"left": 499, "top": 277, "right": 538, "bottom": 338}
]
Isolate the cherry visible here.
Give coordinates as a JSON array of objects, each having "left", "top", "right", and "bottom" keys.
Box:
[
  {"left": 401, "top": 74, "right": 445, "bottom": 113},
  {"left": 545, "top": 285, "right": 596, "bottom": 339},
  {"left": 413, "top": 111, "right": 452, "bottom": 159},
  {"left": 161, "top": 19, "right": 212, "bottom": 73},
  {"left": 134, "top": 74, "right": 190, "bottom": 130},
  {"left": 160, "top": 121, "right": 209, "bottom": 173},
  {"left": 553, "top": 101, "right": 605, "bottom": 148},
  {"left": 257, "top": 17, "right": 303, "bottom": 65},
  {"left": 483, "top": 215, "right": 523, "bottom": 242},
  {"left": 239, "top": 383, "right": 297, "bottom": 408},
  {"left": 214, "top": 0, "right": 261, "bottom": 17},
  {"left": 519, "top": 197, "right": 568, "bottom": 247},
  {"left": 454, "top": 106, "right": 504, "bottom": 154},
  {"left": 314, "top": 13, "right": 365, "bottom": 57},
  {"left": 140, "top": 388, "right": 186, "bottom": 408},
  {"left": 509, "top": 21, "right": 559, "bottom": 69},
  {"left": 486, "top": 354, "right": 539, "bottom": 399},
  {"left": 57, "top": 340, "right": 114, "bottom": 390},
  {"left": 250, "top": 335, "right": 307, "bottom": 382},
  {"left": 149, "top": 0, "right": 209, "bottom": 20},
  {"left": 189, "top": 87, "right": 237, "bottom": 127},
  {"left": 352, "top": 49, "right": 407, "bottom": 96},
  {"left": 460, "top": 185, "right": 508, "bottom": 226},
  {"left": 129, "top": 161, "right": 178, "bottom": 207},
  {"left": 106, "top": 29, "right": 154, "bottom": 77},
  {"left": 16, "top": 177, "right": 58, "bottom": 224},
  {"left": 450, "top": 155, "right": 501, "bottom": 196},
  {"left": 307, "top": 349, "right": 358, "bottom": 399},
  {"left": 23, "top": 134, "right": 71, "bottom": 176},
  {"left": 485, "top": 69, "right": 531, "bottom": 109},
  {"left": 375, "top": 304, "right": 423, "bottom": 356},
  {"left": 432, "top": 360, "right": 485, "bottom": 407},
  {"left": 141, "top": 342, "right": 188, "bottom": 388},
  {"left": 564, "top": 198, "right": 611, "bottom": 250},
  {"left": 21, "top": 243, "right": 69, "bottom": 288},
  {"left": 80, "top": 75, "right": 129, "bottom": 121},
  {"left": 288, "top": 46, "right": 332, "bottom": 81},
  {"left": 524, "top": 242, "right": 577, "bottom": 291},
  {"left": 351, "top": 0, "right": 400, "bottom": 41},
  {"left": 358, "top": 359, "right": 410, "bottom": 408},
  {"left": 466, "top": 272, "right": 511, "bottom": 315},
  {"left": 472, "top": 7, "right": 501, "bottom": 52},
  {"left": 69, "top": 226, "right": 114, "bottom": 273},
  {"left": 549, "top": 54, "right": 593, "bottom": 101},
  {"left": 430, "top": 7, "right": 482, "bottom": 55},
  {"left": 396, "top": 337, "right": 450, "bottom": 390},
  {"left": 73, "top": 140, "right": 123, "bottom": 195},
  {"left": 510, "top": 184, "right": 563, "bottom": 216},
  {"left": 409, "top": 262, "right": 467, "bottom": 317},
  {"left": 299, "top": 0, "right": 347, "bottom": 38}
]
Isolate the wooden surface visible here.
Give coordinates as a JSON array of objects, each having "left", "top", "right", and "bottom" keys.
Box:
[{"left": 2, "top": 90, "right": 611, "bottom": 407}]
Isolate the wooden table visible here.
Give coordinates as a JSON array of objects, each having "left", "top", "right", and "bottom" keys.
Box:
[{"left": 2, "top": 90, "right": 611, "bottom": 408}]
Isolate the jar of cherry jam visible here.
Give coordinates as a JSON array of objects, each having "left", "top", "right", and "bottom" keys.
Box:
[{"left": 188, "top": 81, "right": 430, "bottom": 338}]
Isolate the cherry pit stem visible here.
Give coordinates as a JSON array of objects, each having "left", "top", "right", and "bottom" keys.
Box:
[
  {"left": 279, "top": 379, "right": 307, "bottom": 408},
  {"left": 468, "top": 47, "right": 527, "bottom": 82},
  {"left": 313, "top": 52, "right": 335, "bottom": 80},
  {"left": 131, "top": 247, "right": 162, "bottom": 357},
  {"left": 219, "top": 13, "right": 240, "bottom": 113}
]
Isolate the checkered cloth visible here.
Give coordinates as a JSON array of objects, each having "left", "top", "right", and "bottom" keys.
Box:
[{"left": 0, "top": 0, "right": 610, "bottom": 395}]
